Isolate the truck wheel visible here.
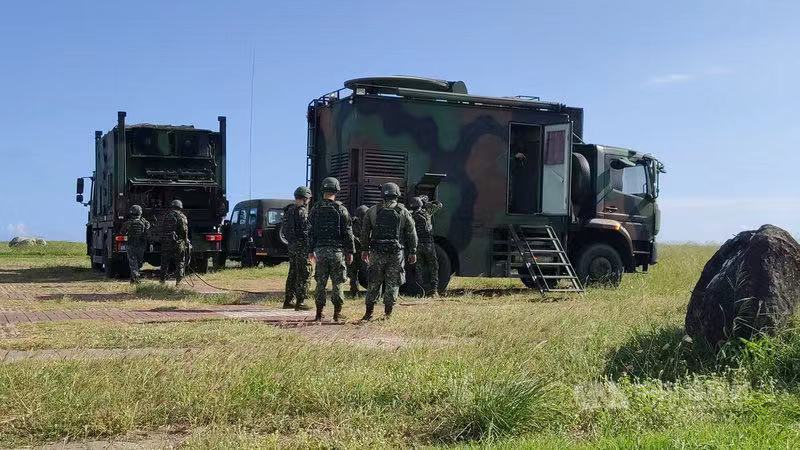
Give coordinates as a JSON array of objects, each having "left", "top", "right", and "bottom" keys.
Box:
[
  {"left": 212, "top": 252, "right": 227, "bottom": 271},
  {"left": 575, "top": 243, "right": 623, "bottom": 286},
  {"left": 435, "top": 243, "right": 452, "bottom": 295},
  {"left": 263, "top": 258, "right": 283, "bottom": 267},
  {"left": 242, "top": 250, "right": 257, "bottom": 268},
  {"left": 191, "top": 256, "right": 209, "bottom": 274},
  {"left": 517, "top": 267, "right": 540, "bottom": 290}
]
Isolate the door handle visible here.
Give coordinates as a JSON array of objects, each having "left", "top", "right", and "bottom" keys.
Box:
[{"left": 604, "top": 206, "right": 618, "bottom": 212}]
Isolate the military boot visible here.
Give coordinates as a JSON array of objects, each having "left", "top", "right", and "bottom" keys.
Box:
[
  {"left": 333, "top": 304, "right": 345, "bottom": 322},
  {"left": 282, "top": 298, "right": 294, "bottom": 309},
  {"left": 314, "top": 304, "right": 324, "bottom": 321},
  {"left": 295, "top": 301, "right": 311, "bottom": 311},
  {"left": 384, "top": 303, "right": 393, "bottom": 319},
  {"left": 360, "top": 303, "right": 374, "bottom": 322}
]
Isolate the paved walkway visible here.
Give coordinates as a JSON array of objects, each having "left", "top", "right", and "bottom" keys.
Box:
[{"left": 0, "top": 306, "right": 314, "bottom": 326}]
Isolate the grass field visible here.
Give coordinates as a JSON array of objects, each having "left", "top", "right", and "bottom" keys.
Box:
[{"left": 1, "top": 241, "right": 799, "bottom": 448}]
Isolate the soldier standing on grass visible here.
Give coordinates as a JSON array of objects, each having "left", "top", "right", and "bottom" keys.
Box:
[
  {"left": 307, "top": 177, "right": 355, "bottom": 322},
  {"left": 121, "top": 205, "right": 150, "bottom": 284},
  {"left": 409, "top": 196, "right": 443, "bottom": 297},
  {"left": 159, "top": 199, "right": 189, "bottom": 285},
  {"left": 282, "top": 186, "right": 313, "bottom": 311},
  {"left": 348, "top": 205, "right": 369, "bottom": 298},
  {"left": 361, "top": 183, "right": 417, "bottom": 321}
]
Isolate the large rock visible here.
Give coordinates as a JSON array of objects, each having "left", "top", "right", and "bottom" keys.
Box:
[
  {"left": 8, "top": 237, "right": 47, "bottom": 248},
  {"left": 685, "top": 225, "right": 800, "bottom": 346}
]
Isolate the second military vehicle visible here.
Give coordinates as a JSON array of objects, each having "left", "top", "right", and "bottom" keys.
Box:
[
  {"left": 221, "top": 199, "right": 292, "bottom": 267},
  {"left": 307, "top": 76, "right": 664, "bottom": 293},
  {"left": 76, "top": 112, "right": 228, "bottom": 277}
]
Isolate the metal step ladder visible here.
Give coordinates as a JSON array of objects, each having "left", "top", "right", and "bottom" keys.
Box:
[{"left": 507, "top": 224, "right": 584, "bottom": 294}]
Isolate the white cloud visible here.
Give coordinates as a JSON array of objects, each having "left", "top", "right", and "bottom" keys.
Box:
[
  {"left": 5, "top": 223, "right": 29, "bottom": 238},
  {"left": 645, "top": 67, "right": 733, "bottom": 86},
  {"left": 646, "top": 73, "right": 694, "bottom": 85}
]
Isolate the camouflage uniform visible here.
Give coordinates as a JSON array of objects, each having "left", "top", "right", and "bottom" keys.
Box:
[
  {"left": 121, "top": 205, "right": 150, "bottom": 284},
  {"left": 308, "top": 195, "right": 355, "bottom": 321},
  {"left": 411, "top": 198, "right": 442, "bottom": 296},
  {"left": 347, "top": 205, "right": 369, "bottom": 297},
  {"left": 282, "top": 201, "right": 311, "bottom": 309},
  {"left": 160, "top": 203, "right": 189, "bottom": 284},
  {"left": 362, "top": 194, "right": 417, "bottom": 319}
]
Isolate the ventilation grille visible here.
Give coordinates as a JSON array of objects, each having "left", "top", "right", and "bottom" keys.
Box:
[
  {"left": 329, "top": 152, "right": 350, "bottom": 206},
  {"left": 361, "top": 149, "right": 407, "bottom": 206}
]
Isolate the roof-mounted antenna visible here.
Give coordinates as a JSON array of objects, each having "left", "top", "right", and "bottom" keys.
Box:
[{"left": 248, "top": 49, "right": 255, "bottom": 202}]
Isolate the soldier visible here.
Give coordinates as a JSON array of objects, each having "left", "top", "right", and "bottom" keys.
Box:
[
  {"left": 159, "top": 199, "right": 189, "bottom": 285},
  {"left": 409, "top": 196, "right": 443, "bottom": 297},
  {"left": 361, "top": 182, "right": 418, "bottom": 320},
  {"left": 120, "top": 204, "right": 150, "bottom": 284},
  {"left": 307, "top": 177, "right": 355, "bottom": 322},
  {"left": 348, "top": 205, "right": 370, "bottom": 298},
  {"left": 282, "top": 186, "right": 313, "bottom": 310}
]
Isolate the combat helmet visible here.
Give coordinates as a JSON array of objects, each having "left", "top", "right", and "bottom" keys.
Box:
[
  {"left": 381, "top": 182, "right": 400, "bottom": 199},
  {"left": 129, "top": 205, "right": 143, "bottom": 216},
  {"left": 355, "top": 205, "right": 369, "bottom": 220},
  {"left": 321, "top": 177, "right": 341, "bottom": 193},
  {"left": 171, "top": 199, "right": 183, "bottom": 209},
  {"left": 408, "top": 197, "right": 423, "bottom": 210},
  {"left": 294, "top": 186, "right": 312, "bottom": 199}
]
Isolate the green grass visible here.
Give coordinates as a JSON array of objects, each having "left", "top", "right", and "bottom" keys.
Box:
[{"left": 2, "top": 244, "right": 800, "bottom": 447}]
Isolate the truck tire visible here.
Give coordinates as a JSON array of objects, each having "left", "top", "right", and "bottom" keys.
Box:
[
  {"left": 400, "top": 243, "right": 452, "bottom": 296},
  {"left": 212, "top": 252, "right": 227, "bottom": 271},
  {"left": 191, "top": 256, "right": 209, "bottom": 274},
  {"left": 435, "top": 243, "right": 452, "bottom": 295},
  {"left": 575, "top": 243, "right": 623, "bottom": 286},
  {"left": 241, "top": 247, "right": 256, "bottom": 268},
  {"left": 517, "top": 267, "right": 541, "bottom": 290}
]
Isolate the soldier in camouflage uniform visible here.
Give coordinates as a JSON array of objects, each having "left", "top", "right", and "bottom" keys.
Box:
[
  {"left": 282, "top": 186, "right": 312, "bottom": 310},
  {"left": 361, "top": 182, "right": 418, "bottom": 320},
  {"left": 307, "top": 177, "right": 355, "bottom": 322},
  {"left": 120, "top": 204, "right": 150, "bottom": 284},
  {"left": 159, "top": 199, "right": 189, "bottom": 285},
  {"left": 409, "top": 196, "right": 443, "bottom": 297},
  {"left": 347, "top": 205, "right": 369, "bottom": 298}
]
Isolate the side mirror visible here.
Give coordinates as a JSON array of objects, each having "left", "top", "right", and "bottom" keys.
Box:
[
  {"left": 76, "top": 178, "right": 84, "bottom": 194},
  {"left": 76, "top": 194, "right": 84, "bottom": 203},
  {"left": 610, "top": 158, "right": 636, "bottom": 170},
  {"left": 224, "top": 220, "right": 231, "bottom": 226}
]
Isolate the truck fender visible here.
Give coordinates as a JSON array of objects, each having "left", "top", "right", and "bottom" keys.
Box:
[{"left": 581, "top": 219, "right": 635, "bottom": 270}]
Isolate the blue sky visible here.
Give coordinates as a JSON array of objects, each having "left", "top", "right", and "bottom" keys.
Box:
[{"left": 1, "top": 0, "right": 798, "bottom": 243}]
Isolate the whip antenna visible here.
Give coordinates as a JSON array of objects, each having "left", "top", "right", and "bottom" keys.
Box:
[{"left": 248, "top": 50, "right": 255, "bottom": 201}]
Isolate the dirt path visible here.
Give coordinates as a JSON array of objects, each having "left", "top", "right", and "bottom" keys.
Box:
[{"left": 0, "top": 306, "right": 314, "bottom": 326}]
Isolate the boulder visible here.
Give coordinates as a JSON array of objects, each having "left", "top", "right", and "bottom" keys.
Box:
[
  {"left": 685, "top": 225, "right": 800, "bottom": 346},
  {"left": 8, "top": 237, "right": 47, "bottom": 248}
]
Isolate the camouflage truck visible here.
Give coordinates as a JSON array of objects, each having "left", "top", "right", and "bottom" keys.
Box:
[
  {"left": 76, "top": 112, "right": 228, "bottom": 277},
  {"left": 307, "top": 76, "right": 664, "bottom": 292}
]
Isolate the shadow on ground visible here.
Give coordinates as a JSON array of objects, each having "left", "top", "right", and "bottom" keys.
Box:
[
  {"left": 604, "top": 326, "right": 720, "bottom": 382},
  {"left": 0, "top": 266, "right": 102, "bottom": 283},
  {"left": 36, "top": 293, "right": 137, "bottom": 302}
]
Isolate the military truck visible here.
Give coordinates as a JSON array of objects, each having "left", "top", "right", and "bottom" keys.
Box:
[
  {"left": 76, "top": 112, "right": 228, "bottom": 277},
  {"left": 307, "top": 76, "right": 664, "bottom": 293},
  {"left": 221, "top": 198, "right": 292, "bottom": 267}
]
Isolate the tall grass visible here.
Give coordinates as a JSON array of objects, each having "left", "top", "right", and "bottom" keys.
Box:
[{"left": 3, "top": 244, "right": 800, "bottom": 447}]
